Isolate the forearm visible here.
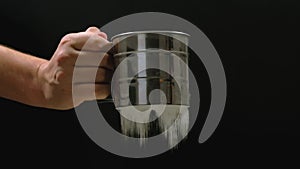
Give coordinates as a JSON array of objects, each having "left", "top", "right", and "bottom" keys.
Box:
[
  {"left": 0, "top": 45, "right": 48, "bottom": 107},
  {"left": 0, "top": 27, "right": 111, "bottom": 110}
]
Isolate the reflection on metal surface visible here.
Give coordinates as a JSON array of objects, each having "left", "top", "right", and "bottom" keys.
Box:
[{"left": 111, "top": 31, "right": 189, "bottom": 108}]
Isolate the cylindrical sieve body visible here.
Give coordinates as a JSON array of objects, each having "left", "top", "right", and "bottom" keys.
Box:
[{"left": 111, "top": 31, "right": 190, "bottom": 108}]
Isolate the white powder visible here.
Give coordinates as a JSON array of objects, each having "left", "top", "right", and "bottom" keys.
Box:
[{"left": 118, "top": 105, "right": 189, "bottom": 147}]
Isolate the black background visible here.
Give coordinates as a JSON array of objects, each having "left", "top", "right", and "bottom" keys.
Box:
[{"left": 1, "top": 0, "right": 299, "bottom": 168}]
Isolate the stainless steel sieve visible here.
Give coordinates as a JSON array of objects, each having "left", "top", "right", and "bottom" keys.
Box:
[{"left": 110, "top": 31, "right": 190, "bottom": 109}]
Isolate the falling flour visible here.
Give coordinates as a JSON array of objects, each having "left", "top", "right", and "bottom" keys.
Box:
[{"left": 118, "top": 105, "right": 189, "bottom": 147}]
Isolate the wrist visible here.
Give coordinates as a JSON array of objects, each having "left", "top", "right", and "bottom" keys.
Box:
[{"left": 33, "top": 60, "right": 50, "bottom": 108}]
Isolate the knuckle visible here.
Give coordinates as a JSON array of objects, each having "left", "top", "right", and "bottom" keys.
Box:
[
  {"left": 90, "top": 34, "right": 102, "bottom": 43},
  {"left": 57, "top": 48, "right": 69, "bottom": 58},
  {"left": 56, "top": 48, "right": 78, "bottom": 64},
  {"left": 60, "top": 33, "right": 75, "bottom": 45},
  {"left": 56, "top": 50, "right": 70, "bottom": 65}
]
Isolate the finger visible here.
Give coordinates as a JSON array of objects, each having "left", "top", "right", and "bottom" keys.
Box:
[
  {"left": 72, "top": 67, "right": 113, "bottom": 83},
  {"left": 74, "top": 51, "right": 114, "bottom": 70},
  {"left": 99, "top": 54, "right": 114, "bottom": 70},
  {"left": 62, "top": 32, "right": 110, "bottom": 51},
  {"left": 73, "top": 83, "right": 110, "bottom": 101},
  {"left": 86, "top": 26, "right": 101, "bottom": 33},
  {"left": 85, "top": 26, "right": 107, "bottom": 39},
  {"left": 97, "top": 32, "right": 108, "bottom": 40}
]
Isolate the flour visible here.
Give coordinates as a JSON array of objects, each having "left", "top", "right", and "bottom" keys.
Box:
[{"left": 118, "top": 105, "right": 189, "bottom": 147}]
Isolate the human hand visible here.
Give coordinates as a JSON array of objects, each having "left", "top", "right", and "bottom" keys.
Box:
[{"left": 37, "top": 27, "right": 113, "bottom": 110}]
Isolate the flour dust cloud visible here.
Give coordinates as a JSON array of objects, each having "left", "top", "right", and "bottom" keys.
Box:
[{"left": 118, "top": 105, "right": 189, "bottom": 147}]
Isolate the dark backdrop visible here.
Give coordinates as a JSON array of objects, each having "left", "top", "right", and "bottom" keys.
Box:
[{"left": 1, "top": 0, "right": 299, "bottom": 168}]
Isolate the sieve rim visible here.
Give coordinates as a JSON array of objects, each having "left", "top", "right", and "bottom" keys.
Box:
[{"left": 111, "top": 30, "right": 190, "bottom": 41}]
